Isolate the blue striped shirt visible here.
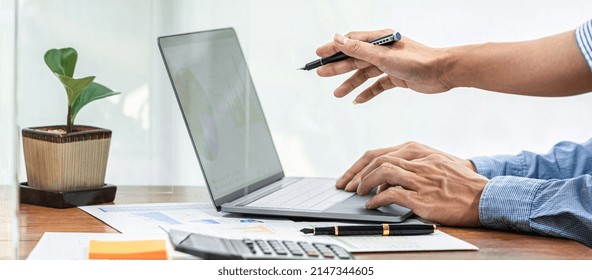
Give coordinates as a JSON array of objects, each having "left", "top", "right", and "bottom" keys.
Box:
[
  {"left": 471, "top": 139, "right": 592, "bottom": 247},
  {"left": 469, "top": 20, "right": 592, "bottom": 248},
  {"left": 576, "top": 19, "right": 592, "bottom": 72}
]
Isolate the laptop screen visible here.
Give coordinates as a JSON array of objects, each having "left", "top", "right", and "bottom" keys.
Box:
[{"left": 159, "top": 28, "right": 283, "bottom": 204}]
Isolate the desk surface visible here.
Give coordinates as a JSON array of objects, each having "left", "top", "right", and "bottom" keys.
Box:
[{"left": 4, "top": 185, "right": 592, "bottom": 260}]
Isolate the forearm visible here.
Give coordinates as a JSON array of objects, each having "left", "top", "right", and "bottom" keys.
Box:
[{"left": 442, "top": 31, "right": 592, "bottom": 96}]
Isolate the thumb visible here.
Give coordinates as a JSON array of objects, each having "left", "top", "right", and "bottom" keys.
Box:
[{"left": 334, "top": 33, "right": 387, "bottom": 67}]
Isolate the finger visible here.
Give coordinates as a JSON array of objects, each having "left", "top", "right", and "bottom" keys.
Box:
[
  {"left": 315, "top": 29, "right": 394, "bottom": 57},
  {"left": 333, "top": 33, "right": 391, "bottom": 70},
  {"left": 360, "top": 155, "right": 418, "bottom": 181},
  {"left": 344, "top": 178, "right": 361, "bottom": 192},
  {"left": 315, "top": 41, "right": 340, "bottom": 58},
  {"left": 353, "top": 75, "right": 396, "bottom": 104},
  {"left": 376, "top": 183, "right": 391, "bottom": 194},
  {"left": 336, "top": 147, "right": 396, "bottom": 189},
  {"left": 316, "top": 58, "right": 372, "bottom": 77},
  {"left": 365, "top": 186, "right": 418, "bottom": 210},
  {"left": 334, "top": 66, "right": 383, "bottom": 98},
  {"left": 357, "top": 161, "right": 421, "bottom": 195}
]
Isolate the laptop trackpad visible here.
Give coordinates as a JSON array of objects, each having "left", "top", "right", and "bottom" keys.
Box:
[{"left": 325, "top": 194, "right": 412, "bottom": 217}]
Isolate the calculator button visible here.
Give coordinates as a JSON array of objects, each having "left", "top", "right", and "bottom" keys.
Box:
[
  {"left": 243, "top": 239, "right": 257, "bottom": 254},
  {"left": 255, "top": 240, "right": 273, "bottom": 255},
  {"left": 298, "top": 242, "right": 315, "bottom": 250},
  {"left": 283, "top": 241, "right": 304, "bottom": 256},
  {"left": 304, "top": 250, "right": 319, "bottom": 257},
  {"left": 243, "top": 239, "right": 254, "bottom": 248},
  {"left": 321, "top": 251, "right": 335, "bottom": 258},
  {"left": 267, "top": 240, "right": 288, "bottom": 255},
  {"left": 299, "top": 246, "right": 319, "bottom": 257},
  {"left": 289, "top": 250, "right": 304, "bottom": 256},
  {"left": 328, "top": 245, "right": 352, "bottom": 259},
  {"left": 302, "top": 248, "right": 319, "bottom": 258},
  {"left": 313, "top": 243, "right": 330, "bottom": 252},
  {"left": 299, "top": 245, "right": 316, "bottom": 251},
  {"left": 313, "top": 243, "right": 336, "bottom": 258},
  {"left": 268, "top": 240, "right": 282, "bottom": 249},
  {"left": 336, "top": 253, "right": 351, "bottom": 259}
]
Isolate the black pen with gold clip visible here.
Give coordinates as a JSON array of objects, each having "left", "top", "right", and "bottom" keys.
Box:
[{"left": 300, "top": 223, "right": 436, "bottom": 236}]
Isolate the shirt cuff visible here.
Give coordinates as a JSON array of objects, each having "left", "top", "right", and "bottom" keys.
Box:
[
  {"left": 470, "top": 155, "right": 527, "bottom": 179},
  {"left": 479, "top": 176, "right": 547, "bottom": 232},
  {"left": 576, "top": 20, "right": 592, "bottom": 73}
]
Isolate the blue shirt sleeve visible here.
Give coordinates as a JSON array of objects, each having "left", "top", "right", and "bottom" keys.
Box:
[
  {"left": 576, "top": 19, "right": 592, "bottom": 73},
  {"left": 471, "top": 138, "right": 592, "bottom": 247},
  {"left": 470, "top": 139, "right": 592, "bottom": 180},
  {"left": 479, "top": 175, "right": 592, "bottom": 247}
]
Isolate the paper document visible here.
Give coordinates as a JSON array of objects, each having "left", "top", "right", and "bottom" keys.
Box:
[
  {"left": 79, "top": 202, "right": 290, "bottom": 235},
  {"left": 27, "top": 232, "right": 196, "bottom": 260},
  {"left": 331, "top": 230, "right": 477, "bottom": 252},
  {"left": 168, "top": 221, "right": 477, "bottom": 253},
  {"left": 80, "top": 202, "right": 478, "bottom": 253}
]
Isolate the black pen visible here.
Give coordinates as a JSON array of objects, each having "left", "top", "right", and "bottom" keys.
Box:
[
  {"left": 298, "top": 32, "right": 401, "bottom": 71},
  {"left": 300, "top": 223, "right": 435, "bottom": 236}
]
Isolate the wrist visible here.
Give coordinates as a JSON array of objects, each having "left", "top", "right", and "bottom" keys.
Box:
[
  {"left": 438, "top": 45, "right": 468, "bottom": 90},
  {"left": 465, "top": 159, "right": 477, "bottom": 172},
  {"left": 438, "top": 44, "right": 484, "bottom": 90}
]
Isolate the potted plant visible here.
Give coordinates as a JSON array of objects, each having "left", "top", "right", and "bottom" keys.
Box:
[{"left": 20, "top": 47, "right": 120, "bottom": 208}]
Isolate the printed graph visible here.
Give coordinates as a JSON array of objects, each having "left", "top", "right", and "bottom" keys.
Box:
[{"left": 133, "top": 212, "right": 182, "bottom": 225}]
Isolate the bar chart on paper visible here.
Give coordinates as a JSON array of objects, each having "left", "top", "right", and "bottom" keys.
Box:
[{"left": 80, "top": 202, "right": 291, "bottom": 235}]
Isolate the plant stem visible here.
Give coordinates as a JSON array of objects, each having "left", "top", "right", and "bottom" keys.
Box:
[{"left": 66, "top": 105, "right": 73, "bottom": 133}]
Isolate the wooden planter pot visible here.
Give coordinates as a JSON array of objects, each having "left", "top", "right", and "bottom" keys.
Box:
[{"left": 21, "top": 125, "right": 116, "bottom": 208}]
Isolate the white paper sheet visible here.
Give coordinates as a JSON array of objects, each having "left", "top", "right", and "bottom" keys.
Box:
[
  {"left": 79, "top": 202, "right": 290, "bottom": 235},
  {"left": 168, "top": 222, "right": 478, "bottom": 253},
  {"left": 78, "top": 202, "right": 478, "bottom": 253},
  {"left": 27, "top": 232, "right": 196, "bottom": 260}
]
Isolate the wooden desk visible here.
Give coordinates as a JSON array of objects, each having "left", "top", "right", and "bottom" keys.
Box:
[{"left": 4, "top": 185, "right": 592, "bottom": 260}]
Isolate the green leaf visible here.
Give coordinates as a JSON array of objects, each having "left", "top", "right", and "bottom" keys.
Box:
[
  {"left": 44, "top": 48, "right": 77, "bottom": 77},
  {"left": 70, "top": 82, "right": 120, "bottom": 123},
  {"left": 43, "top": 47, "right": 120, "bottom": 129},
  {"left": 56, "top": 74, "right": 95, "bottom": 105}
]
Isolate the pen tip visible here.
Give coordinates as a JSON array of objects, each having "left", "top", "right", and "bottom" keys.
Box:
[
  {"left": 297, "top": 68, "right": 305, "bottom": 70},
  {"left": 300, "top": 228, "right": 313, "bottom": 234}
]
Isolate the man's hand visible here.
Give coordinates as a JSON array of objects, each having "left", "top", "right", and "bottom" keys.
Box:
[
  {"left": 336, "top": 142, "right": 487, "bottom": 227},
  {"left": 315, "top": 29, "right": 452, "bottom": 104},
  {"left": 336, "top": 141, "right": 476, "bottom": 191},
  {"left": 360, "top": 154, "right": 488, "bottom": 226}
]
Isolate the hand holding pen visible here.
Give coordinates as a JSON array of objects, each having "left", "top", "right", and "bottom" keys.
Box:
[{"left": 307, "top": 28, "right": 453, "bottom": 104}]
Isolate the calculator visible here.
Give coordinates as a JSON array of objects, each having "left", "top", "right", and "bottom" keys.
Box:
[{"left": 168, "top": 229, "right": 353, "bottom": 260}]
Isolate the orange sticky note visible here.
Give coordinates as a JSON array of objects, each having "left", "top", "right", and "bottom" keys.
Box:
[{"left": 88, "top": 239, "right": 168, "bottom": 260}]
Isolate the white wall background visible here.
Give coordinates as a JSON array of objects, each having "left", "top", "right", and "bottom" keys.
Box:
[
  {"left": 0, "top": 0, "right": 17, "bottom": 186},
  {"left": 4, "top": 0, "right": 592, "bottom": 186}
]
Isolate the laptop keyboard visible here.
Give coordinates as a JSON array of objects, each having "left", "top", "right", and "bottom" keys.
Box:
[{"left": 246, "top": 179, "right": 353, "bottom": 211}]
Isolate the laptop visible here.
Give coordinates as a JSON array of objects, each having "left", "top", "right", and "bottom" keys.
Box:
[{"left": 158, "top": 28, "right": 412, "bottom": 223}]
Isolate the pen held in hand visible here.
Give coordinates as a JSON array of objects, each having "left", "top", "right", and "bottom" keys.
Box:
[
  {"left": 298, "top": 32, "right": 401, "bottom": 71},
  {"left": 300, "top": 223, "right": 436, "bottom": 236}
]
